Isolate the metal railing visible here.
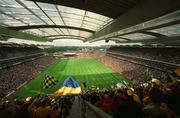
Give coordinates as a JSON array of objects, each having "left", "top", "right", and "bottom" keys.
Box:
[{"left": 0, "top": 53, "right": 44, "bottom": 69}]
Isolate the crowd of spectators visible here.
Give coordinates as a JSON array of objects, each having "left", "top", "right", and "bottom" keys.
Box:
[
  {"left": 1, "top": 79, "right": 179, "bottom": 118},
  {"left": 0, "top": 94, "right": 74, "bottom": 118},
  {"left": 100, "top": 55, "right": 167, "bottom": 82},
  {"left": 82, "top": 79, "right": 180, "bottom": 118},
  {"left": 0, "top": 74, "right": 179, "bottom": 118},
  {"left": 0, "top": 56, "right": 55, "bottom": 99}
]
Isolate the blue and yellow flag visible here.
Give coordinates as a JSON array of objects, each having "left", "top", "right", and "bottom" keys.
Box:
[{"left": 52, "top": 76, "right": 81, "bottom": 96}]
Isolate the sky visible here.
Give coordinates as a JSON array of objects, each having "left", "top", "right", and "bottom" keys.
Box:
[
  {"left": 53, "top": 39, "right": 116, "bottom": 46},
  {"left": 4, "top": 38, "right": 116, "bottom": 47}
]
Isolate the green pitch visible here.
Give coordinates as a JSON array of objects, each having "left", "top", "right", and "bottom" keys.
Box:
[{"left": 13, "top": 58, "right": 129, "bottom": 99}]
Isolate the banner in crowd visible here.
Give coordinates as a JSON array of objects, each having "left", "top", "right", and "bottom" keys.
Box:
[{"left": 52, "top": 76, "right": 81, "bottom": 96}]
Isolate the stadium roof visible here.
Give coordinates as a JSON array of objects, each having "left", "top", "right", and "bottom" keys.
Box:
[{"left": 0, "top": 0, "right": 180, "bottom": 46}]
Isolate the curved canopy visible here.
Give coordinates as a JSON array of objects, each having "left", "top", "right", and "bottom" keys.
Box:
[
  {"left": 0, "top": 0, "right": 180, "bottom": 46},
  {"left": 27, "top": 0, "right": 141, "bottom": 19},
  {"left": 0, "top": 0, "right": 113, "bottom": 41},
  {"left": 8, "top": 25, "right": 95, "bottom": 33}
]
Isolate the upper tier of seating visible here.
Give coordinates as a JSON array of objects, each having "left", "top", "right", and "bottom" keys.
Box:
[
  {"left": 108, "top": 46, "right": 180, "bottom": 64},
  {"left": 0, "top": 46, "right": 43, "bottom": 60}
]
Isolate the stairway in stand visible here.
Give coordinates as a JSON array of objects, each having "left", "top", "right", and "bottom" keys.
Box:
[
  {"left": 66, "top": 96, "right": 99, "bottom": 118},
  {"left": 66, "top": 96, "right": 81, "bottom": 118}
]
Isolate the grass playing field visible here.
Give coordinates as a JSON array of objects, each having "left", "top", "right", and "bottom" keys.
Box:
[{"left": 13, "top": 58, "right": 129, "bottom": 99}]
